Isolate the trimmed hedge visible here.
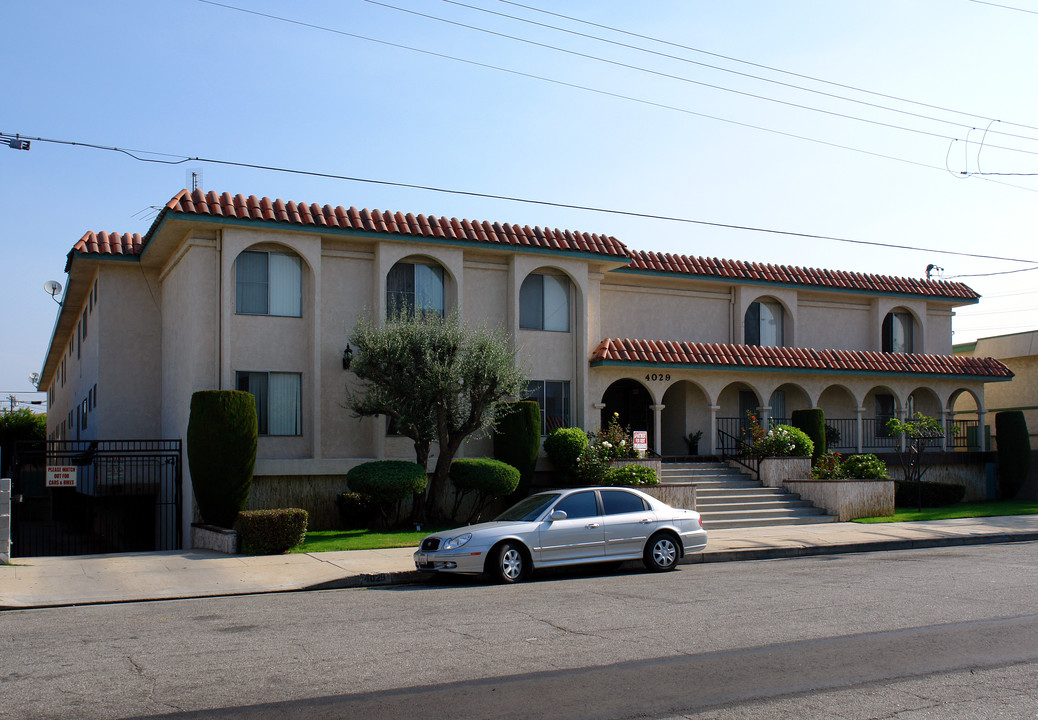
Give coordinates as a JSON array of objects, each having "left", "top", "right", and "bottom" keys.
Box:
[
  {"left": 237, "top": 508, "right": 308, "bottom": 554},
  {"left": 602, "top": 464, "right": 659, "bottom": 487},
  {"left": 450, "top": 458, "right": 521, "bottom": 498},
  {"left": 187, "top": 390, "right": 258, "bottom": 528},
  {"left": 544, "top": 427, "right": 589, "bottom": 482},
  {"left": 791, "top": 408, "right": 826, "bottom": 462},
  {"left": 755, "top": 424, "right": 814, "bottom": 458},
  {"left": 492, "top": 401, "right": 541, "bottom": 497},
  {"left": 347, "top": 461, "right": 429, "bottom": 504},
  {"left": 894, "top": 481, "right": 965, "bottom": 508},
  {"left": 996, "top": 411, "right": 1031, "bottom": 500},
  {"left": 335, "top": 492, "right": 376, "bottom": 530}
]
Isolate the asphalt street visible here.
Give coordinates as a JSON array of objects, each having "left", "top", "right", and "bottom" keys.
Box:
[{"left": 1, "top": 542, "right": 1036, "bottom": 719}]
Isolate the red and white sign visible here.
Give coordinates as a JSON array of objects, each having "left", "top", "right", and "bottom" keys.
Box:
[
  {"left": 46, "top": 466, "right": 77, "bottom": 487},
  {"left": 632, "top": 431, "right": 648, "bottom": 452}
]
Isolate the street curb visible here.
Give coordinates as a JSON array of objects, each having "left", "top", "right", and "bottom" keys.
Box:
[{"left": 687, "top": 531, "right": 1038, "bottom": 564}]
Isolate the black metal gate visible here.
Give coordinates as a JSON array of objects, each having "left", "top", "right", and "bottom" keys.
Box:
[{"left": 10, "top": 439, "right": 182, "bottom": 557}]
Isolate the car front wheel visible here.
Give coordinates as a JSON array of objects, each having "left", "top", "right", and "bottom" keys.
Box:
[
  {"left": 490, "top": 542, "right": 528, "bottom": 583},
  {"left": 644, "top": 533, "right": 679, "bottom": 572}
]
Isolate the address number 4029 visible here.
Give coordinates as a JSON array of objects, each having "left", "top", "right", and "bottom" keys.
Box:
[{"left": 645, "top": 373, "right": 671, "bottom": 382}]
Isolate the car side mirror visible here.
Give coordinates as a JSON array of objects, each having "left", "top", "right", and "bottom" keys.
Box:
[{"left": 550, "top": 510, "right": 567, "bottom": 522}]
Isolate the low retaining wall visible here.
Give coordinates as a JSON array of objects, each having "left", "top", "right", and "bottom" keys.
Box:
[
  {"left": 876, "top": 452, "right": 993, "bottom": 501},
  {"left": 785, "top": 479, "right": 894, "bottom": 521},
  {"left": 191, "top": 524, "right": 239, "bottom": 554},
  {"left": 248, "top": 474, "right": 348, "bottom": 530},
  {"left": 759, "top": 457, "right": 811, "bottom": 488},
  {"left": 643, "top": 483, "right": 696, "bottom": 511},
  {"left": 1, "top": 478, "right": 10, "bottom": 564}
]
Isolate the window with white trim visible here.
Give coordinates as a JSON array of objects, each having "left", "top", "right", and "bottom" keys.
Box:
[
  {"left": 235, "top": 371, "right": 303, "bottom": 436},
  {"left": 235, "top": 250, "right": 302, "bottom": 317},
  {"left": 520, "top": 273, "right": 570, "bottom": 332}
]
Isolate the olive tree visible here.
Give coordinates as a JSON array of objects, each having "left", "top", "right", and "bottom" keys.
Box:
[
  {"left": 345, "top": 312, "right": 527, "bottom": 520},
  {"left": 886, "top": 412, "right": 946, "bottom": 511}
]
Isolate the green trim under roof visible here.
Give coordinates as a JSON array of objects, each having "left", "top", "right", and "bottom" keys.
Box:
[
  {"left": 612, "top": 267, "right": 978, "bottom": 304},
  {"left": 148, "top": 211, "right": 621, "bottom": 264},
  {"left": 588, "top": 358, "right": 1011, "bottom": 381}
]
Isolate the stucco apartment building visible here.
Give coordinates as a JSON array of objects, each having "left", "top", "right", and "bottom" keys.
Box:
[
  {"left": 954, "top": 330, "right": 1038, "bottom": 444},
  {"left": 39, "top": 189, "right": 1012, "bottom": 541}
]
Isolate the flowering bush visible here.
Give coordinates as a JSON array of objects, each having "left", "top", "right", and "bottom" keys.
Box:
[
  {"left": 594, "top": 412, "right": 640, "bottom": 460},
  {"left": 809, "top": 452, "right": 889, "bottom": 480},
  {"left": 811, "top": 451, "right": 844, "bottom": 479},
  {"left": 602, "top": 464, "right": 659, "bottom": 486},
  {"left": 754, "top": 424, "right": 813, "bottom": 458},
  {"left": 842, "top": 453, "right": 889, "bottom": 479}
]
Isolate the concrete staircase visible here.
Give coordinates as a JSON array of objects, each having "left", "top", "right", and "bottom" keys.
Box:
[{"left": 660, "top": 461, "right": 837, "bottom": 530}]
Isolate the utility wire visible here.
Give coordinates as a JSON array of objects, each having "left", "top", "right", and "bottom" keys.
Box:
[
  {"left": 360, "top": 0, "right": 1038, "bottom": 158},
  {"left": 442, "top": 0, "right": 1038, "bottom": 145},
  {"left": 946, "top": 265, "right": 1038, "bottom": 278},
  {"left": 194, "top": 1, "right": 1038, "bottom": 193},
  {"left": 503, "top": 0, "right": 1038, "bottom": 134},
  {"left": 968, "top": 0, "right": 1038, "bottom": 16},
  {"left": 13, "top": 130, "right": 1038, "bottom": 267}
]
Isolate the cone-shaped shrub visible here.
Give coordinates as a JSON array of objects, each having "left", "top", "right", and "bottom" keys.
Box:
[
  {"left": 791, "top": 408, "right": 826, "bottom": 462},
  {"left": 996, "top": 411, "right": 1031, "bottom": 500},
  {"left": 493, "top": 401, "right": 541, "bottom": 497},
  {"left": 187, "top": 390, "right": 258, "bottom": 528}
]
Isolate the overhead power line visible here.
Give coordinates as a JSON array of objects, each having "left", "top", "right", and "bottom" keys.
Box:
[
  {"left": 502, "top": 0, "right": 1038, "bottom": 134},
  {"left": 440, "top": 0, "right": 1038, "bottom": 145},
  {"left": 358, "top": 0, "right": 1038, "bottom": 158},
  {"left": 13, "top": 130, "right": 1038, "bottom": 267},
  {"left": 968, "top": 0, "right": 1038, "bottom": 16},
  {"left": 194, "top": 0, "right": 1038, "bottom": 194}
]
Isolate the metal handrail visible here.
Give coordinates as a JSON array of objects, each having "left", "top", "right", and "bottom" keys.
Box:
[{"left": 717, "top": 428, "right": 760, "bottom": 476}]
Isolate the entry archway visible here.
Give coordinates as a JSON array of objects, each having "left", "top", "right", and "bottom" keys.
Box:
[{"left": 601, "top": 379, "right": 653, "bottom": 449}]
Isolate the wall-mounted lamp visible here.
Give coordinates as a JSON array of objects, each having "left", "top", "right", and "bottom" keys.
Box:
[{"left": 343, "top": 343, "right": 353, "bottom": 370}]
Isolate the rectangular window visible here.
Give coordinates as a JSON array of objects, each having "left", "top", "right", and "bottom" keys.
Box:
[
  {"left": 520, "top": 274, "right": 570, "bottom": 332},
  {"left": 82, "top": 309, "right": 87, "bottom": 339},
  {"left": 526, "top": 380, "right": 570, "bottom": 434},
  {"left": 235, "top": 251, "right": 302, "bottom": 317},
  {"left": 236, "top": 371, "right": 302, "bottom": 436},
  {"left": 81, "top": 399, "right": 88, "bottom": 430},
  {"left": 92, "top": 383, "right": 97, "bottom": 410}
]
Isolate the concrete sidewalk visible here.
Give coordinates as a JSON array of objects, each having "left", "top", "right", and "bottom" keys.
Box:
[{"left": 2, "top": 515, "right": 1038, "bottom": 610}]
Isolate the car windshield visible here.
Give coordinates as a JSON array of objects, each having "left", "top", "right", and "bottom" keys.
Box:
[{"left": 495, "top": 493, "right": 561, "bottom": 522}]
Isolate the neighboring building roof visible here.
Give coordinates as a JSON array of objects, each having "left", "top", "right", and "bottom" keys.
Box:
[
  {"left": 625, "top": 250, "right": 979, "bottom": 301},
  {"left": 590, "top": 338, "right": 1013, "bottom": 379},
  {"left": 156, "top": 189, "right": 630, "bottom": 258},
  {"left": 954, "top": 329, "right": 1038, "bottom": 359},
  {"left": 64, "top": 232, "right": 145, "bottom": 272}
]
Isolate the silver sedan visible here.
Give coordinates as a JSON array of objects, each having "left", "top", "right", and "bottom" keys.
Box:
[{"left": 414, "top": 486, "right": 707, "bottom": 583}]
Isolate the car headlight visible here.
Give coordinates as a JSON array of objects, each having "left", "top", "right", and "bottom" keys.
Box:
[{"left": 443, "top": 533, "right": 472, "bottom": 551}]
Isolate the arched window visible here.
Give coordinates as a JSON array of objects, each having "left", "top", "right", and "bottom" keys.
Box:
[
  {"left": 520, "top": 273, "right": 570, "bottom": 332},
  {"left": 387, "top": 261, "right": 444, "bottom": 317},
  {"left": 882, "top": 311, "right": 914, "bottom": 353},
  {"left": 235, "top": 250, "right": 302, "bottom": 317},
  {"left": 745, "top": 300, "right": 784, "bottom": 347}
]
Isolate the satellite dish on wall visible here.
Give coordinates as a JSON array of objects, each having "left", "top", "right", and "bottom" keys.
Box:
[{"left": 44, "top": 280, "right": 63, "bottom": 303}]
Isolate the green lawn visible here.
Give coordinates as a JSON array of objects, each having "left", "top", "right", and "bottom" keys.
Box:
[
  {"left": 853, "top": 500, "right": 1038, "bottom": 524},
  {"left": 290, "top": 527, "right": 454, "bottom": 553}
]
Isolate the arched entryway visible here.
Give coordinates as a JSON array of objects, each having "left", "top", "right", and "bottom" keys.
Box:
[
  {"left": 661, "top": 381, "right": 710, "bottom": 456},
  {"left": 601, "top": 379, "right": 653, "bottom": 449}
]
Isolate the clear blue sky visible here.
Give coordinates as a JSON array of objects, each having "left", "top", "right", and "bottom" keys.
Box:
[{"left": 3, "top": 0, "right": 1037, "bottom": 412}]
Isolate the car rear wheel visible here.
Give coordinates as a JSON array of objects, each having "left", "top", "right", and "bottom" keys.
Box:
[
  {"left": 643, "top": 533, "right": 679, "bottom": 572},
  {"left": 490, "top": 542, "right": 528, "bottom": 583}
]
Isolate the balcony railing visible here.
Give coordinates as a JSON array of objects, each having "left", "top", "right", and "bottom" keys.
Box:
[{"left": 716, "top": 417, "right": 983, "bottom": 453}]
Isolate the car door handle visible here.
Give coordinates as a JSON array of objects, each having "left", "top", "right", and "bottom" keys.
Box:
[
  {"left": 586, "top": 523, "right": 600, "bottom": 529},
  {"left": 639, "top": 518, "right": 652, "bottom": 524}
]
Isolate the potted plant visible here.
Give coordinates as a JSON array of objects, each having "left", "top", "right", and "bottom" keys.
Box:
[{"left": 684, "top": 430, "right": 703, "bottom": 456}]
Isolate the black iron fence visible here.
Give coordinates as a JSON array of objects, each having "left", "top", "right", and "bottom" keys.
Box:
[
  {"left": 717, "top": 416, "right": 979, "bottom": 453},
  {"left": 11, "top": 439, "right": 182, "bottom": 557}
]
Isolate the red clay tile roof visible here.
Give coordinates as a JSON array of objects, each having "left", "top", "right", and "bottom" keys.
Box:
[
  {"left": 627, "top": 250, "right": 978, "bottom": 301},
  {"left": 159, "top": 189, "right": 629, "bottom": 258},
  {"left": 65, "top": 232, "right": 145, "bottom": 272},
  {"left": 590, "top": 338, "right": 1013, "bottom": 378}
]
